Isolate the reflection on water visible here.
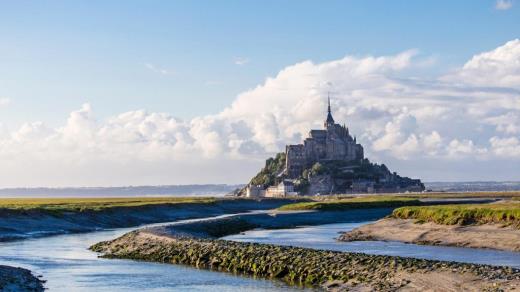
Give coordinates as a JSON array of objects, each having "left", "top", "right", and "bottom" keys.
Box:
[
  {"left": 223, "top": 222, "right": 520, "bottom": 268},
  {"left": 0, "top": 226, "right": 302, "bottom": 292}
]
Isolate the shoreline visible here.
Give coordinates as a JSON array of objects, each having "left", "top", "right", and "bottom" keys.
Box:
[
  {"left": 0, "top": 196, "right": 503, "bottom": 242},
  {"left": 91, "top": 211, "right": 520, "bottom": 291},
  {"left": 338, "top": 218, "right": 520, "bottom": 252},
  {"left": 0, "top": 198, "right": 300, "bottom": 242},
  {"left": 0, "top": 265, "right": 45, "bottom": 292}
]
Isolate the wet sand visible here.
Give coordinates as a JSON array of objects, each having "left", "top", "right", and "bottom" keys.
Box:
[
  {"left": 339, "top": 218, "right": 520, "bottom": 252},
  {"left": 0, "top": 198, "right": 297, "bottom": 242}
]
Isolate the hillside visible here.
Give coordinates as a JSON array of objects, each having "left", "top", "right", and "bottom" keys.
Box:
[{"left": 244, "top": 152, "right": 424, "bottom": 195}]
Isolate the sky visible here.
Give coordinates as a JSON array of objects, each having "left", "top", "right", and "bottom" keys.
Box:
[{"left": 0, "top": 0, "right": 519, "bottom": 187}]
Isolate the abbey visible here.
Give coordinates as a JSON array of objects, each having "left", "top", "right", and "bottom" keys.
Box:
[
  {"left": 285, "top": 98, "right": 364, "bottom": 178},
  {"left": 242, "top": 96, "right": 424, "bottom": 197}
]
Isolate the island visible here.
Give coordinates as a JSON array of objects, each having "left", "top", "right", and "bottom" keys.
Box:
[{"left": 240, "top": 97, "right": 424, "bottom": 197}]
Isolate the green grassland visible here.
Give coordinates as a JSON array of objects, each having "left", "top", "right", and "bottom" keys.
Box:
[
  {"left": 403, "top": 191, "right": 520, "bottom": 199},
  {"left": 0, "top": 197, "right": 217, "bottom": 212},
  {"left": 314, "top": 191, "right": 520, "bottom": 200},
  {"left": 1, "top": 190, "right": 519, "bottom": 213},
  {"left": 277, "top": 196, "right": 421, "bottom": 211},
  {"left": 392, "top": 202, "right": 520, "bottom": 226}
]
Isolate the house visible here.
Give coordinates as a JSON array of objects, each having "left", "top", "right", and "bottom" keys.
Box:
[
  {"left": 245, "top": 185, "right": 264, "bottom": 198},
  {"left": 265, "top": 180, "right": 298, "bottom": 197}
]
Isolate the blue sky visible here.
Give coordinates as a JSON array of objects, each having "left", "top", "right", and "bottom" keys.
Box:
[
  {"left": 0, "top": 1, "right": 519, "bottom": 186},
  {"left": 1, "top": 0, "right": 518, "bottom": 127}
]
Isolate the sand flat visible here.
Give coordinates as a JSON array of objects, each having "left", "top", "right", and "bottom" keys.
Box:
[{"left": 339, "top": 218, "right": 520, "bottom": 252}]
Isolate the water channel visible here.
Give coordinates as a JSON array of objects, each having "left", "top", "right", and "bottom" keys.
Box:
[{"left": 1, "top": 212, "right": 519, "bottom": 291}]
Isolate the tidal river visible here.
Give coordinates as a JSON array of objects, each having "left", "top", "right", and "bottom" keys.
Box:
[{"left": 1, "top": 214, "right": 520, "bottom": 291}]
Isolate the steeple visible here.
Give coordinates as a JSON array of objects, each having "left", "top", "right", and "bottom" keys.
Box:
[{"left": 325, "top": 93, "right": 335, "bottom": 127}]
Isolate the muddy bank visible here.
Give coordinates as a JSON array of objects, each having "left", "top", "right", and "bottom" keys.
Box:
[
  {"left": 91, "top": 228, "right": 520, "bottom": 291},
  {"left": 0, "top": 198, "right": 298, "bottom": 242},
  {"left": 339, "top": 218, "right": 520, "bottom": 252},
  {"left": 0, "top": 196, "right": 499, "bottom": 242},
  {"left": 148, "top": 208, "right": 394, "bottom": 239},
  {"left": 0, "top": 265, "right": 44, "bottom": 291}
]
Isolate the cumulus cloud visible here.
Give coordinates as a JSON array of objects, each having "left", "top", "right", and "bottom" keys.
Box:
[
  {"left": 495, "top": 0, "right": 513, "bottom": 10},
  {"left": 444, "top": 39, "right": 520, "bottom": 88},
  {"left": 1, "top": 40, "right": 520, "bottom": 186},
  {"left": 490, "top": 136, "right": 520, "bottom": 157}
]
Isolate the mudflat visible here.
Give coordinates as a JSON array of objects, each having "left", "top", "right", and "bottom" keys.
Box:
[
  {"left": 0, "top": 265, "right": 44, "bottom": 292},
  {"left": 0, "top": 198, "right": 302, "bottom": 242},
  {"left": 339, "top": 218, "right": 520, "bottom": 252}
]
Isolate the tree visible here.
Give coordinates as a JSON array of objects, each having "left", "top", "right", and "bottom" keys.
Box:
[{"left": 311, "top": 162, "right": 325, "bottom": 176}]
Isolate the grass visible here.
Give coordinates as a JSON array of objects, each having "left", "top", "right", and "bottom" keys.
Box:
[
  {"left": 402, "top": 191, "right": 520, "bottom": 199},
  {"left": 277, "top": 196, "right": 421, "bottom": 211},
  {"left": 392, "top": 202, "right": 520, "bottom": 226},
  {"left": 0, "top": 197, "right": 217, "bottom": 212},
  {"left": 314, "top": 191, "right": 520, "bottom": 200}
]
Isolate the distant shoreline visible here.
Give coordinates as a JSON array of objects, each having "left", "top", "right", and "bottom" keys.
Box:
[
  {"left": 0, "top": 184, "right": 244, "bottom": 198},
  {"left": 0, "top": 181, "right": 519, "bottom": 198}
]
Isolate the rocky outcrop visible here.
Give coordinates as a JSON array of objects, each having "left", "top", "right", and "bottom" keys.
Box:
[
  {"left": 307, "top": 174, "right": 334, "bottom": 195},
  {"left": 244, "top": 152, "right": 425, "bottom": 196},
  {"left": 0, "top": 265, "right": 44, "bottom": 292}
]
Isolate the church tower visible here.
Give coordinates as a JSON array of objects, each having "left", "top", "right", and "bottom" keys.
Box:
[{"left": 324, "top": 95, "right": 335, "bottom": 128}]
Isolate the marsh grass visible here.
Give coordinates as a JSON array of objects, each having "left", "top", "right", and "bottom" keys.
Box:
[
  {"left": 0, "top": 197, "right": 217, "bottom": 212},
  {"left": 392, "top": 203, "right": 520, "bottom": 226},
  {"left": 403, "top": 191, "right": 520, "bottom": 199},
  {"left": 277, "top": 196, "right": 420, "bottom": 211},
  {"left": 313, "top": 191, "right": 520, "bottom": 200}
]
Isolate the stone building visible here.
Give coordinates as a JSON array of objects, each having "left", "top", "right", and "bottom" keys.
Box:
[
  {"left": 285, "top": 97, "right": 364, "bottom": 179},
  {"left": 264, "top": 180, "right": 297, "bottom": 197},
  {"left": 245, "top": 184, "right": 264, "bottom": 198}
]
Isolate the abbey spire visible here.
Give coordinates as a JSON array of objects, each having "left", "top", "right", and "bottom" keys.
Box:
[{"left": 324, "top": 94, "right": 335, "bottom": 128}]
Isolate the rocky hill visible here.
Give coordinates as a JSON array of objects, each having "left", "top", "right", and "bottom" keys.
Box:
[{"left": 244, "top": 152, "right": 424, "bottom": 195}]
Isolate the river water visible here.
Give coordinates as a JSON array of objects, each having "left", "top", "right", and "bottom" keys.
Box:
[
  {"left": 1, "top": 216, "right": 520, "bottom": 291},
  {"left": 224, "top": 222, "right": 520, "bottom": 268},
  {"left": 0, "top": 224, "right": 299, "bottom": 292}
]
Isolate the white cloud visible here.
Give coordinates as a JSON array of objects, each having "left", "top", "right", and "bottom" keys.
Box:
[
  {"left": 233, "top": 57, "right": 250, "bottom": 66},
  {"left": 495, "top": 0, "right": 513, "bottom": 10},
  {"left": 446, "top": 139, "right": 487, "bottom": 157},
  {"left": 485, "top": 112, "right": 520, "bottom": 134},
  {"left": 444, "top": 39, "right": 520, "bottom": 88},
  {"left": 490, "top": 136, "right": 520, "bottom": 157},
  {"left": 144, "top": 62, "right": 171, "bottom": 75},
  {"left": 1, "top": 40, "right": 520, "bottom": 186},
  {"left": 0, "top": 98, "right": 10, "bottom": 107}
]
